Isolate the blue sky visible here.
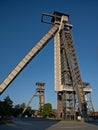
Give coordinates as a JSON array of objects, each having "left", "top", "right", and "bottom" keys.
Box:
[{"left": 0, "top": 0, "right": 98, "bottom": 111}]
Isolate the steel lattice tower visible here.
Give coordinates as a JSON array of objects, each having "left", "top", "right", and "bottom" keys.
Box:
[
  {"left": 53, "top": 12, "right": 94, "bottom": 120},
  {"left": 0, "top": 12, "right": 94, "bottom": 120}
]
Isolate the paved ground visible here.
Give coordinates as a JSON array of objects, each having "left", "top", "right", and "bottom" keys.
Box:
[{"left": 0, "top": 117, "right": 98, "bottom": 130}]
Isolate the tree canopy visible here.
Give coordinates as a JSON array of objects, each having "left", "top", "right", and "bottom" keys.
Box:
[
  {"left": 42, "top": 103, "right": 52, "bottom": 117},
  {"left": 0, "top": 96, "right": 13, "bottom": 117},
  {"left": 0, "top": 96, "right": 32, "bottom": 117}
]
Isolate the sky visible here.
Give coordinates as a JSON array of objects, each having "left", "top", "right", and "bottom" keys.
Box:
[{"left": 0, "top": 0, "right": 98, "bottom": 111}]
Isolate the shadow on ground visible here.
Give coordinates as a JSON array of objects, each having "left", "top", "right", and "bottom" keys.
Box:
[
  {"left": 85, "top": 120, "right": 98, "bottom": 126},
  {"left": 0, "top": 117, "right": 59, "bottom": 130}
]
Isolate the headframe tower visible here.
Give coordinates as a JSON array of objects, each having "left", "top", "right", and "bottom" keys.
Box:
[
  {"left": 0, "top": 12, "right": 94, "bottom": 120},
  {"left": 52, "top": 12, "right": 94, "bottom": 120}
]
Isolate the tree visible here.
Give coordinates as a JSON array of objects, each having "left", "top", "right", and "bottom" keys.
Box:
[
  {"left": 19, "top": 102, "right": 26, "bottom": 112},
  {"left": 0, "top": 96, "right": 32, "bottom": 117},
  {"left": 13, "top": 104, "right": 21, "bottom": 117},
  {"left": 19, "top": 103, "right": 32, "bottom": 117},
  {"left": 24, "top": 106, "right": 32, "bottom": 117},
  {"left": 4, "top": 96, "right": 13, "bottom": 116},
  {"left": 42, "top": 103, "right": 52, "bottom": 118},
  {"left": 0, "top": 96, "right": 13, "bottom": 117},
  {"left": 13, "top": 103, "right": 32, "bottom": 117}
]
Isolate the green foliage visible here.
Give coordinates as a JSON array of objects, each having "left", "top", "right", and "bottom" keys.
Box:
[
  {"left": 0, "top": 96, "right": 32, "bottom": 117},
  {"left": 42, "top": 103, "right": 52, "bottom": 117},
  {"left": 13, "top": 103, "right": 32, "bottom": 117},
  {"left": 25, "top": 106, "right": 32, "bottom": 117},
  {"left": 4, "top": 96, "right": 13, "bottom": 107},
  {"left": 13, "top": 104, "right": 21, "bottom": 117},
  {"left": 0, "top": 96, "right": 55, "bottom": 118},
  {"left": 0, "top": 96, "right": 13, "bottom": 117}
]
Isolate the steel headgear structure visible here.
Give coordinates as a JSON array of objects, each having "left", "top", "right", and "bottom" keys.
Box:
[{"left": 0, "top": 12, "right": 94, "bottom": 120}]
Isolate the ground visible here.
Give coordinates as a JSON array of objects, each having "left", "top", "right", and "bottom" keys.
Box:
[{"left": 0, "top": 117, "right": 98, "bottom": 130}]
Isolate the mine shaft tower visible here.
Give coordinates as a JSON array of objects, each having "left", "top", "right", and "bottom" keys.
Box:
[
  {"left": 0, "top": 12, "right": 94, "bottom": 120},
  {"left": 36, "top": 82, "right": 45, "bottom": 112},
  {"left": 52, "top": 12, "right": 93, "bottom": 120},
  {"left": 22, "top": 82, "right": 45, "bottom": 115}
]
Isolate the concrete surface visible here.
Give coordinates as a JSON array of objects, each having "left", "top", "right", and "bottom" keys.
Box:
[{"left": 0, "top": 117, "right": 98, "bottom": 130}]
